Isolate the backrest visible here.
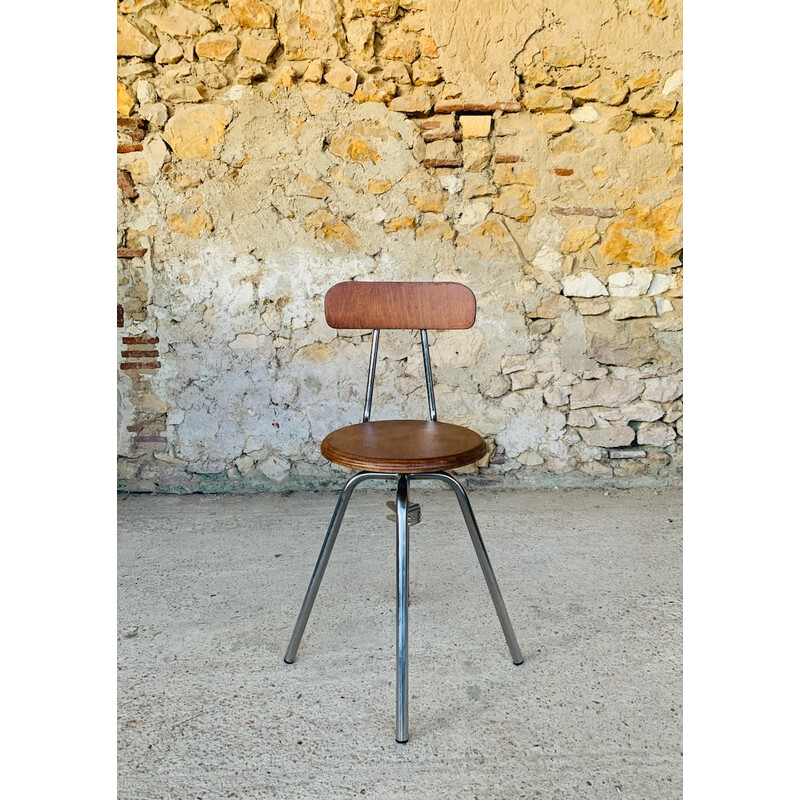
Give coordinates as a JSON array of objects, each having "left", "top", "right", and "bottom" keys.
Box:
[
  {"left": 324, "top": 281, "right": 476, "bottom": 330},
  {"left": 323, "top": 281, "right": 478, "bottom": 423}
]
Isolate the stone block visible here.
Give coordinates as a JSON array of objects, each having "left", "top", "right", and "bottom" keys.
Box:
[
  {"left": 607, "top": 448, "right": 646, "bottom": 459},
  {"left": 412, "top": 58, "right": 441, "bottom": 86},
  {"left": 195, "top": 33, "right": 238, "bottom": 61},
  {"left": 585, "top": 317, "right": 665, "bottom": 367},
  {"left": 597, "top": 401, "right": 663, "bottom": 423},
  {"left": 579, "top": 425, "right": 635, "bottom": 448},
  {"left": 528, "top": 293, "right": 572, "bottom": 320},
  {"left": 277, "top": 0, "right": 344, "bottom": 60},
  {"left": 562, "top": 272, "right": 608, "bottom": 298},
  {"left": 571, "top": 76, "right": 628, "bottom": 106},
  {"left": 628, "top": 89, "right": 677, "bottom": 118},
  {"left": 522, "top": 86, "right": 573, "bottom": 112},
  {"left": 163, "top": 103, "right": 232, "bottom": 159},
  {"left": 302, "top": 61, "right": 324, "bottom": 82},
  {"left": 643, "top": 377, "right": 683, "bottom": 403},
  {"left": 556, "top": 67, "right": 599, "bottom": 88},
  {"left": 647, "top": 273, "right": 674, "bottom": 295},
  {"left": 240, "top": 30, "right": 278, "bottom": 62},
  {"left": 663, "top": 70, "right": 683, "bottom": 95},
  {"left": 493, "top": 186, "right": 536, "bottom": 221},
  {"left": 570, "top": 105, "right": 600, "bottom": 123},
  {"left": 229, "top": 0, "right": 275, "bottom": 29},
  {"left": 324, "top": 60, "right": 358, "bottom": 94},
  {"left": 409, "top": 191, "right": 445, "bottom": 213},
  {"left": 537, "top": 114, "right": 573, "bottom": 135},
  {"left": 424, "top": 138, "right": 460, "bottom": 163},
  {"left": 155, "top": 37, "right": 183, "bottom": 64},
  {"left": 630, "top": 70, "right": 661, "bottom": 90},
  {"left": 117, "top": 82, "right": 135, "bottom": 116},
  {"left": 626, "top": 123, "right": 654, "bottom": 148},
  {"left": 636, "top": 422, "right": 677, "bottom": 447},
  {"left": 664, "top": 399, "right": 683, "bottom": 423},
  {"left": 494, "top": 112, "right": 538, "bottom": 137},
  {"left": 570, "top": 378, "right": 644, "bottom": 409},
  {"left": 599, "top": 197, "right": 682, "bottom": 269},
  {"left": 567, "top": 409, "right": 594, "bottom": 427},
  {"left": 380, "top": 29, "right": 418, "bottom": 62},
  {"left": 609, "top": 297, "right": 657, "bottom": 320},
  {"left": 561, "top": 226, "right": 599, "bottom": 254},
  {"left": 575, "top": 298, "right": 610, "bottom": 315},
  {"left": 384, "top": 216, "right": 416, "bottom": 232},
  {"left": 607, "top": 110, "right": 633, "bottom": 132},
  {"left": 389, "top": 88, "right": 433, "bottom": 114},
  {"left": 494, "top": 163, "right": 539, "bottom": 186},
  {"left": 146, "top": 6, "right": 214, "bottom": 37},
  {"left": 354, "top": 77, "right": 396, "bottom": 103},
  {"left": 117, "top": 16, "right": 158, "bottom": 58},
  {"left": 460, "top": 115, "right": 492, "bottom": 138},
  {"left": 462, "top": 174, "right": 496, "bottom": 198},
  {"left": 462, "top": 140, "right": 492, "bottom": 171}
]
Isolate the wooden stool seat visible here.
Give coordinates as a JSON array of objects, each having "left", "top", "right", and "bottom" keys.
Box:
[{"left": 321, "top": 420, "right": 487, "bottom": 473}]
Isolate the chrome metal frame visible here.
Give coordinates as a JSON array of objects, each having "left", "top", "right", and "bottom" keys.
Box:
[
  {"left": 420, "top": 329, "right": 437, "bottom": 421},
  {"left": 362, "top": 329, "right": 380, "bottom": 422},
  {"left": 283, "top": 470, "right": 390, "bottom": 664},
  {"left": 395, "top": 474, "right": 410, "bottom": 742},
  {"left": 284, "top": 469, "right": 523, "bottom": 742},
  {"left": 284, "top": 327, "right": 522, "bottom": 742},
  {"left": 409, "top": 472, "right": 523, "bottom": 665}
]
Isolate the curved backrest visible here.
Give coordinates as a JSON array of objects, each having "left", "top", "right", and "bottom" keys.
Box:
[{"left": 324, "top": 281, "right": 476, "bottom": 330}]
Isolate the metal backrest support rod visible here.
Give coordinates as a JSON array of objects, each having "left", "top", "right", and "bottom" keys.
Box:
[
  {"left": 362, "top": 328, "right": 437, "bottom": 422},
  {"left": 420, "top": 329, "right": 437, "bottom": 421},
  {"left": 363, "top": 329, "right": 381, "bottom": 422}
]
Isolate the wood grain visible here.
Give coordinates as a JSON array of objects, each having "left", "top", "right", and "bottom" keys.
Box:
[
  {"left": 324, "top": 282, "right": 476, "bottom": 330},
  {"left": 321, "top": 420, "right": 487, "bottom": 473}
]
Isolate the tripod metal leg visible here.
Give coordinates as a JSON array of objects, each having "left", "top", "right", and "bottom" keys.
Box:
[
  {"left": 284, "top": 470, "right": 388, "bottom": 664},
  {"left": 395, "top": 473, "right": 410, "bottom": 743},
  {"left": 410, "top": 472, "right": 524, "bottom": 665}
]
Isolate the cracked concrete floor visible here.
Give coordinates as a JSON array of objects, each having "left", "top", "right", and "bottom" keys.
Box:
[{"left": 118, "top": 486, "right": 681, "bottom": 800}]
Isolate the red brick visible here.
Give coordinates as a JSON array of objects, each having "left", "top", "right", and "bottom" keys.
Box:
[
  {"left": 422, "top": 158, "right": 462, "bottom": 168},
  {"left": 494, "top": 154, "right": 522, "bottom": 163},
  {"left": 122, "top": 350, "right": 159, "bottom": 358},
  {"left": 422, "top": 130, "right": 460, "bottom": 143},
  {"left": 433, "top": 100, "right": 522, "bottom": 114},
  {"left": 117, "top": 143, "right": 143, "bottom": 154},
  {"left": 122, "top": 336, "right": 159, "bottom": 345},
  {"left": 117, "top": 248, "right": 148, "bottom": 258},
  {"left": 133, "top": 435, "right": 167, "bottom": 444},
  {"left": 117, "top": 170, "right": 138, "bottom": 200},
  {"left": 554, "top": 168, "right": 573, "bottom": 176},
  {"left": 117, "top": 304, "right": 124, "bottom": 328},
  {"left": 120, "top": 361, "right": 161, "bottom": 370},
  {"left": 117, "top": 116, "right": 145, "bottom": 129}
]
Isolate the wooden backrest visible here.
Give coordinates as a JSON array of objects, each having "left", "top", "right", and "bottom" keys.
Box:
[{"left": 324, "top": 281, "right": 476, "bottom": 330}]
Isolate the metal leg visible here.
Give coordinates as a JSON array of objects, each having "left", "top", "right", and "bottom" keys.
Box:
[
  {"left": 284, "top": 470, "right": 389, "bottom": 664},
  {"left": 410, "top": 472, "right": 524, "bottom": 665},
  {"left": 395, "top": 473, "right": 410, "bottom": 743}
]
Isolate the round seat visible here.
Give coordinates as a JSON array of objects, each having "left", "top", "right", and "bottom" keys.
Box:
[{"left": 321, "top": 420, "right": 487, "bottom": 473}]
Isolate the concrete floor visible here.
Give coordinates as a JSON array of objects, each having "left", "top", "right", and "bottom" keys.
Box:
[{"left": 118, "top": 486, "right": 682, "bottom": 800}]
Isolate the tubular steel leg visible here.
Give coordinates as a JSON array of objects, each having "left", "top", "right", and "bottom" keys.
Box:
[
  {"left": 284, "top": 471, "right": 390, "bottom": 664},
  {"left": 410, "top": 472, "right": 524, "bottom": 665},
  {"left": 395, "top": 474, "right": 410, "bottom": 743}
]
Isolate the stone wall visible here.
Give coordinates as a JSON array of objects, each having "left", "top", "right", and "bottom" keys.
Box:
[{"left": 117, "top": 0, "right": 683, "bottom": 493}]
